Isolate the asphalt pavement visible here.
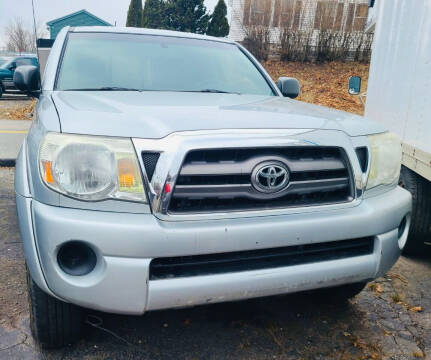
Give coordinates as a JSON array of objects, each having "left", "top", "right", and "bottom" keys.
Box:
[
  {"left": 0, "top": 167, "right": 430, "bottom": 360},
  {"left": 0, "top": 120, "right": 31, "bottom": 164}
]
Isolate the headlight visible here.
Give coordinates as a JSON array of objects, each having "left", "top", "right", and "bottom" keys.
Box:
[
  {"left": 366, "top": 132, "right": 402, "bottom": 190},
  {"left": 39, "top": 133, "right": 146, "bottom": 202}
]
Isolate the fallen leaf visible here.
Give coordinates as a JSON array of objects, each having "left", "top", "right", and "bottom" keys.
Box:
[
  {"left": 409, "top": 306, "right": 423, "bottom": 313},
  {"left": 369, "top": 283, "right": 383, "bottom": 293},
  {"left": 389, "top": 273, "right": 408, "bottom": 283}
]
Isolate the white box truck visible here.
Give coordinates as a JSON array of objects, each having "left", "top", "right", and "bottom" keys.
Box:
[{"left": 352, "top": 0, "right": 431, "bottom": 254}]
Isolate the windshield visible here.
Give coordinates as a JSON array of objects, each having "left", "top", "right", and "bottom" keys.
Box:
[
  {"left": 0, "top": 58, "right": 13, "bottom": 69},
  {"left": 56, "top": 32, "right": 275, "bottom": 96}
]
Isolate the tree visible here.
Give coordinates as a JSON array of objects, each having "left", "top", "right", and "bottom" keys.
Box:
[
  {"left": 165, "top": 0, "right": 209, "bottom": 34},
  {"left": 207, "top": 0, "right": 229, "bottom": 37},
  {"left": 5, "top": 17, "right": 35, "bottom": 53},
  {"left": 142, "top": 0, "right": 165, "bottom": 29},
  {"left": 127, "top": 0, "right": 143, "bottom": 27}
]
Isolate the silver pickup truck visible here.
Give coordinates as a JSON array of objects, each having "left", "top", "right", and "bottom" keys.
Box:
[{"left": 14, "top": 27, "right": 412, "bottom": 348}]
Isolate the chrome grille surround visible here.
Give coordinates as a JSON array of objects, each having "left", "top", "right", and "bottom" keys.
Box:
[{"left": 132, "top": 129, "right": 370, "bottom": 221}]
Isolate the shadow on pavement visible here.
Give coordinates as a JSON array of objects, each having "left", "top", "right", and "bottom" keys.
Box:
[{"left": 41, "top": 292, "right": 377, "bottom": 360}]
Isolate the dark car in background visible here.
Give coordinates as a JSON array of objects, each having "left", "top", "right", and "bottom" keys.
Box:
[{"left": 0, "top": 55, "right": 38, "bottom": 97}]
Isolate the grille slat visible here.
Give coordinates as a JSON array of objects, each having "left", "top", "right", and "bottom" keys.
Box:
[
  {"left": 180, "top": 157, "right": 346, "bottom": 176},
  {"left": 150, "top": 237, "right": 374, "bottom": 279},
  {"left": 168, "top": 146, "right": 354, "bottom": 214},
  {"left": 173, "top": 177, "right": 349, "bottom": 199}
]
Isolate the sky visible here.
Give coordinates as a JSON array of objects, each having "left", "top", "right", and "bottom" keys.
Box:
[{"left": 0, "top": 0, "right": 229, "bottom": 48}]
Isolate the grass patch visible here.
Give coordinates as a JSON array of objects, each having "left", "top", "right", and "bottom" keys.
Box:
[{"left": 391, "top": 293, "right": 403, "bottom": 303}]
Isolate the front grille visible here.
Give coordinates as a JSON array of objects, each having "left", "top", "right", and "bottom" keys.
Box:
[
  {"left": 169, "top": 147, "right": 354, "bottom": 213},
  {"left": 150, "top": 237, "right": 374, "bottom": 280}
]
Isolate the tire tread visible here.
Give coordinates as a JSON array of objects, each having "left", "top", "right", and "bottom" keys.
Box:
[
  {"left": 400, "top": 166, "right": 431, "bottom": 254},
  {"left": 27, "top": 269, "right": 82, "bottom": 348}
]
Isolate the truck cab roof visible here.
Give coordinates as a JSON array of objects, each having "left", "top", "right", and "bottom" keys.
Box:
[{"left": 67, "top": 26, "right": 235, "bottom": 44}]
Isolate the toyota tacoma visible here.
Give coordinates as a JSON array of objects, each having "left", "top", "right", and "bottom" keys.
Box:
[{"left": 13, "top": 27, "right": 412, "bottom": 348}]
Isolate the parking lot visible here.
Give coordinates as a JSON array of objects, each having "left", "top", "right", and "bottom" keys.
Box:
[{"left": 0, "top": 167, "right": 430, "bottom": 360}]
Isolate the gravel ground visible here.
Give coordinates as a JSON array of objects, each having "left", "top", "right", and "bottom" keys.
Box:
[{"left": 0, "top": 168, "right": 430, "bottom": 360}]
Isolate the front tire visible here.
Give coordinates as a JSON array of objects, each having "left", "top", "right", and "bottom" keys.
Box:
[
  {"left": 399, "top": 166, "right": 431, "bottom": 255},
  {"left": 26, "top": 267, "right": 83, "bottom": 348}
]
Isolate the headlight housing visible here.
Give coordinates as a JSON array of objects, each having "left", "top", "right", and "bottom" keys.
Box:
[
  {"left": 366, "top": 132, "right": 402, "bottom": 190},
  {"left": 39, "top": 133, "right": 146, "bottom": 202}
]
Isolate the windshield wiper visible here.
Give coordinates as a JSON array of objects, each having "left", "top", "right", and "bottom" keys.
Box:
[
  {"left": 63, "top": 87, "right": 241, "bottom": 94},
  {"left": 196, "top": 89, "right": 240, "bottom": 94},
  {"left": 173, "top": 89, "right": 240, "bottom": 94},
  {"left": 64, "top": 87, "right": 142, "bottom": 91}
]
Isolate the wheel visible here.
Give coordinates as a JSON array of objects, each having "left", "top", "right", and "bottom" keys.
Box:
[
  {"left": 399, "top": 166, "right": 431, "bottom": 255},
  {"left": 313, "top": 282, "right": 367, "bottom": 302},
  {"left": 26, "top": 267, "right": 83, "bottom": 348}
]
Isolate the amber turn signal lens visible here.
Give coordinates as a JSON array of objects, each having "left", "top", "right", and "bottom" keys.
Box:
[
  {"left": 43, "top": 161, "right": 54, "bottom": 184},
  {"left": 118, "top": 158, "right": 136, "bottom": 188}
]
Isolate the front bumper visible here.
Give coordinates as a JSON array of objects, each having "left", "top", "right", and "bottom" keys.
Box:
[{"left": 17, "top": 186, "right": 411, "bottom": 315}]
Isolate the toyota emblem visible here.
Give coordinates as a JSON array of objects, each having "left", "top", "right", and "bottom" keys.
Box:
[{"left": 251, "top": 161, "right": 290, "bottom": 193}]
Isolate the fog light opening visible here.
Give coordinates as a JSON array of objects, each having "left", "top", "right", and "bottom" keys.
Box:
[
  {"left": 397, "top": 214, "right": 411, "bottom": 250},
  {"left": 57, "top": 241, "right": 97, "bottom": 276}
]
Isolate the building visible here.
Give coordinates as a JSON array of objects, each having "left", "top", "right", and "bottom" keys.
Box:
[
  {"left": 228, "top": 0, "right": 370, "bottom": 42},
  {"left": 365, "top": 0, "right": 378, "bottom": 33},
  {"left": 46, "top": 9, "right": 111, "bottom": 40}
]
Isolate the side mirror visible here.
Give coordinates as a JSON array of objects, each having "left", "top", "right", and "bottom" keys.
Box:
[
  {"left": 8, "top": 62, "right": 16, "bottom": 71},
  {"left": 277, "top": 77, "right": 300, "bottom": 98},
  {"left": 348, "top": 76, "right": 362, "bottom": 95},
  {"left": 14, "top": 65, "right": 41, "bottom": 98}
]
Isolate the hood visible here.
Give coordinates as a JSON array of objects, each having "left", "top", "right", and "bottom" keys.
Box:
[{"left": 51, "top": 91, "right": 386, "bottom": 138}]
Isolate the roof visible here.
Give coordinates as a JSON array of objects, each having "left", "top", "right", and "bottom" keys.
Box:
[
  {"left": 68, "top": 26, "right": 234, "bottom": 44},
  {"left": 47, "top": 9, "right": 111, "bottom": 27},
  {"left": 37, "top": 38, "right": 55, "bottom": 48}
]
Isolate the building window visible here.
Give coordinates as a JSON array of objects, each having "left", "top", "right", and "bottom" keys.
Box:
[
  {"left": 345, "top": 2, "right": 368, "bottom": 31},
  {"left": 250, "top": 0, "right": 266, "bottom": 25},
  {"left": 345, "top": 3, "right": 355, "bottom": 31},
  {"left": 292, "top": 0, "right": 302, "bottom": 29},
  {"left": 243, "top": 0, "right": 252, "bottom": 25},
  {"left": 271, "top": 0, "right": 302, "bottom": 29},
  {"left": 353, "top": 4, "right": 368, "bottom": 30},
  {"left": 243, "top": 0, "right": 272, "bottom": 26},
  {"left": 314, "top": 1, "right": 369, "bottom": 32},
  {"left": 334, "top": 3, "right": 345, "bottom": 31},
  {"left": 314, "top": 1, "right": 339, "bottom": 30}
]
